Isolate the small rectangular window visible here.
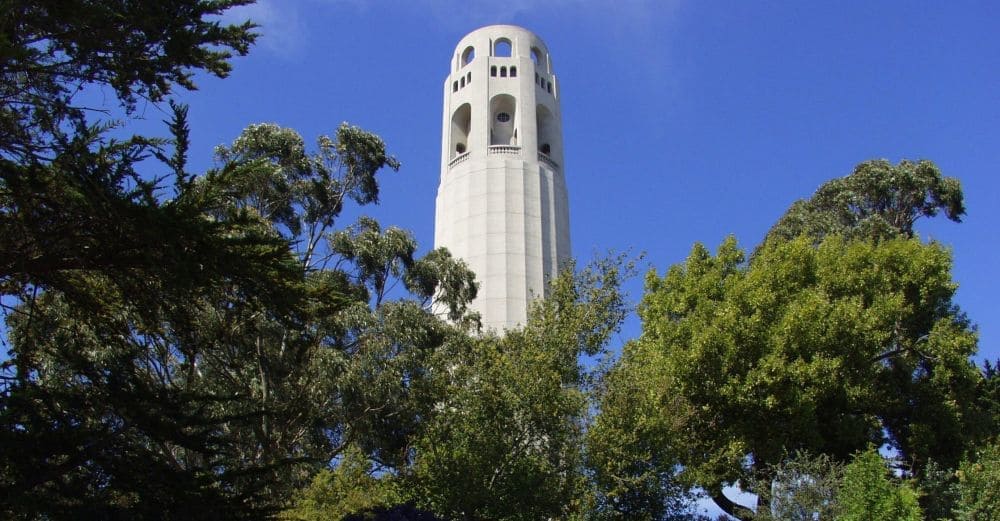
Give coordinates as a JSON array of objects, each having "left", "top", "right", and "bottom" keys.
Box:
[{"left": 491, "top": 66, "right": 497, "bottom": 77}]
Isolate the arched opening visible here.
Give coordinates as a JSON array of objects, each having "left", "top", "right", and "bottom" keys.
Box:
[
  {"left": 460, "top": 76, "right": 465, "bottom": 88},
  {"left": 510, "top": 66, "right": 517, "bottom": 77},
  {"left": 453, "top": 81, "right": 458, "bottom": 92},
  {"left": 450, "top": 103, "right": 471, "bottom": 158},
  {"left": 491, "top": 66, "right": 497, "bottom": 77},
  {"left": 530, "top": 47, "right": 545, "bottom": 69},
  {"left": 500, "top": 66, "right": 507, "bottom": 78},
  {"left": 461, "top": 46, "right": 475, "bottom": 67},
  {"left": 494, "top": 38, "right": 512, "bottom": 57},
  {"left": 547, "top": 81, "right": 552, "bottom": 94},
  {"left": 489, "top": 94, "right": 517, "bottom": 146},
  {"left": 536, "top": 104, "right": 559, "bottom": 163}
]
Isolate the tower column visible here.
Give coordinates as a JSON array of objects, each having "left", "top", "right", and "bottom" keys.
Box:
[{"left": 435, "top": 25, "right": 570, "bottom": 331}]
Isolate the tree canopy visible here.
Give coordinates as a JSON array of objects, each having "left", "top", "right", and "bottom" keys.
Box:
[
  {"left": 591, "top": 157, "right": 986, "bottom": 519},
  {"left": 596, "top": 234, "right": 980, "bottom": 519},
  {"left": 761, "top": 159, "right": 965, "bottom": 250},
  {"left": 1, "top": 1, "right": 483, "bottom": 517}
]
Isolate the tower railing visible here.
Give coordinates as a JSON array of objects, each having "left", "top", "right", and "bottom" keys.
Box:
[
  {"left": 538, "top": 152, "right": 559, "bottom": 169},
  {"left": 449, "top": 151, "right": 470, "bottom": 167},
  {"left": 487, "top": 145, "right": 521, "bottom": 156}
]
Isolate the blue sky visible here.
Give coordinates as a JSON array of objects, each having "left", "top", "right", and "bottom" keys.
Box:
[{"left": 165, "top": 0, "right": 999, "bottom": 364}]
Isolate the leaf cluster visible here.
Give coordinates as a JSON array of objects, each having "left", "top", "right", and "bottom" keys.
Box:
[
  {"left": 761, "top": 159, "right": 964, "bottom": 250},
  {"left": 598, "top": 234, "right": 980, "bottom": 519},
  {"left": 1, "top": 0, "right": 257, "bottom": 160}
]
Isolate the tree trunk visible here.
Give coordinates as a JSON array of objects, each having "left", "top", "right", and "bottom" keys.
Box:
[{"left": 711, "top": 486, "right": 756, "bottom": 520}]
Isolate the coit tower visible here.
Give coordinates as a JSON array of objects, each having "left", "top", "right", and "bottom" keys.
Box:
[{"left": 434, "top": 25, "right": 571, "bottom": 331}]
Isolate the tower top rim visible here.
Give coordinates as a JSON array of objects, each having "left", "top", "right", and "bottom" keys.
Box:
[
  {"left": 460, "top": 23, "right": 537, "bottom": 36},
  {"left": 451, "top": 24, "right": 550, "bottom": 56}
]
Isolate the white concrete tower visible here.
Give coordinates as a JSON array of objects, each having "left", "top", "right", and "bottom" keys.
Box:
[{"left": 435, "top": 25, "right": 570, "bottom": 331}]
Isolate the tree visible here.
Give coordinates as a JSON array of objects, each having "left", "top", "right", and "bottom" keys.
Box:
[
  {"left": 954, "top": 440, "right": 1000, "bottom": 521},
  {"left": 751, "top": 452, "right": 843, "bottom": 521},
  {"left": 0, "top": 1, "right": 292, "bottom": 517},
  {"left": 594, "top": 158, "right": 979, "bottom": 519},
  {"left": 975, "top": 360, "right": 1000, "bottom": 442},
  {"left": 760, "top": 159, "right": 964, "bottom": 249},
  {"left": 407, "top": 258, "right": 631, "bottom": 520},
  {"left": 1, "top": 2, "right": 481, "bottom": 512},
  {"left": 283, "top": 256, "right": 632, "bottom": 521},
  {"left": 836, "top": 447, "right": 922, "bottom": 521},
  {"left": 1, "top": 117, "right": 472, "bottom": 517},
  {"left": 1, "top": 0, "right": 263, "bottom": 301},
  {"left": 586, "top": 338, "right": 697, "bottom": 520},
  {"left": 282, "top": 445, "right": 404, "bottom": 521},
  {"left": 600, "top": 234, "right": 979, "bottom": 520}
]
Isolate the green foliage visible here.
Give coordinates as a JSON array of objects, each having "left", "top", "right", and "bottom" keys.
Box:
[
  {"left": 0, "top": 1, "right": 312, "bottom": 518},
  {"left": 836, "top": 447, "right": 922, "bottom": 521},
  {"left": 975, "top": 360, "right": 1000, "bottom": 444},
  {"left": 408, "top": 257, "right": 632, "bottom": 521},
  {"left": 752, "top": 452, "right": 844, "bottom": 521},
  {"left": 1, "top": 0, "right": 257, "bottom": 159},
  {"left": 586, "top": 339, "right": 695, "bottom": 520},
  {"left": 603, "top": 234, "right": 978, "bottom": 519},
  {"left": 283, "top": 446, "right": 403, "bottom": 521},
  {"left": 955, "top": 440, "right": 1000, "bottom": 520},
  {"left": 412, "top": 331, "right": 589, "bottom": 519},
  {"left": 1, "top": 2, "right": 476, "bottom": 513},
  {"left": 761, "top": 159, "right": 964, "bottom": 249},
  {"left": 920, "top": 458, "right": 962, "bottom": 521},
  {"left": 277, "top": 257, "right": 635, "bottom": 521},
  {"left": 0, "top": 117, "right": 457, "bottom": 518}
]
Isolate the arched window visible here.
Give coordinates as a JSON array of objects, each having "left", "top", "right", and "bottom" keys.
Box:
[
  {"left": 489, "top": 94, "right": 517, "bottom": 146},
  {"left": 547, "top": 81, "right": 552, "bottom": 93},
  {"left": 491, "top": 66, "right": 497, "bottom": 77},
  {"left": 467, "top": 72, "right": 471, "bottom": 83},
  {"left": 510, "top": 66, "right": 517, "bottom": 77},
  {"left": 500, "top": 66, "right": 507, "bottom": 77},
  {"left": 453, "top": 81, "right": 458, "bottom": 92},
  {"left": 450, "top": 103, "right": 472, "bottom": 159},
  {"left": 530, "top": 47, "right": 545, "bottom": 69},
  {"left": 537, "top": 104, "right": 559, "bottom": 164},
  {"left": 494, "top": 38, "right": 512, "bottom": 57},
  {"left": 461, "top": 46, "right": 475, "bottom": 67},
  {"left": 460, "top": 76, "right": 465, "bottom": 88}
]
